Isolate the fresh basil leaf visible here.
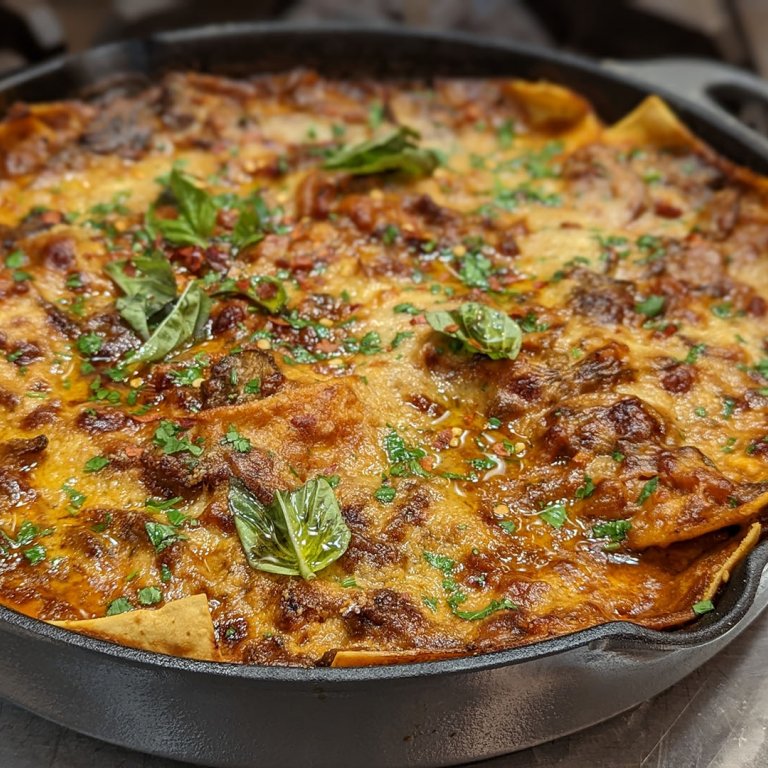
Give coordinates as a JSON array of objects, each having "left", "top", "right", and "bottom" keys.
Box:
[
  {"left": 229, "top": 477, "right": 350, "bottom": 580},
  {"left": 231, "top": 204, "right": 265, "bottom": 253},
  {"left": 105, "top": 256, "right": 178, "bottom": 339},
  {"left": 150, "top": 169, "right": 216, "bottom": 248},
  {"left": 131, "top": 281, "right": 210, "bottom": 365},
  {"left": 213, "top": 275, "right": 286, "bottom": 314},
  {"left": 323, "top": 127, "right": 439, "bottom": 177},
  {"left": 425, "top": 302, "right": 522, "bottom": 360}
]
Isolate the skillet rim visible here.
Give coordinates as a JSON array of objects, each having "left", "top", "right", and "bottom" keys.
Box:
[{"left": 0, "top": 21, "right": 766, "bottom": 681}]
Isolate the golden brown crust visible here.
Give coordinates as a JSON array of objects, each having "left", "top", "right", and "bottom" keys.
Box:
[{"left": 0, "top": 71, "right": 766, "bottom": 666}]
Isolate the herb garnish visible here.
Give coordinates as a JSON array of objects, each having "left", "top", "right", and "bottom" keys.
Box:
[
  {"left": 636, "top": 476, "right": 659, "bottom": 505},
  {"left": 145, "top": 521, "right": 186, "bottom": 552},
  {"left": 213, "top": 275, "right": 287, "bottom": 314},
  {"left": 222, "top": 424, "right": 251, "bottom": 453},
  {"left": 149, "top": 168, "right": 216, "bottom": 248},
  {"left": 592, "top": 519, "right": 632, "bottom": 551},
  {"left": 422, "top": 551, "right": 516, "bottom": 620},
  {"left": 425, "top": 302, "right": 522, "bottom": 361},
  {"left": 84, "top": 455, "right": 110, "bottom": 473},
  {"left": 323, "top": 127, "right": 439, "bottom": 177},
  {"left": 692, "top": 599, "right": 715, "bottom": 615},
  {"left": 130, "top": 281, "right": 210, "bottom": 365},
  {"left": 229, "top": 477, "right": 350, "bottom": 580},
  {"left": 105, "top": 255, "right": 177, "bottom": 339},
  {"left": 153, "top": 420, "right": 204, "bottom": 457},
  {"left": 106, "top": 597, "right": 133, "bottom": 616},
  {"left": 539, "top": 501, "right": 567, "bottom": 528}
]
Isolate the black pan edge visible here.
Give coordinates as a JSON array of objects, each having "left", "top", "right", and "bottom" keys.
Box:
[{"left": 0, "top": 22, "right": 766, "bottom": 682}]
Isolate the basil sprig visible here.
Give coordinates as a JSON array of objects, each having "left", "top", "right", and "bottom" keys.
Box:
[
  {"left": 105, "top": 256, "right": 177, "bottom": 339},
  {"left": 131, "top": 281, "right": 210, "bottom": 365},
  {"left": 425, "top": 302, "right": 522, "bottom": 360},
  {"left": 229, "top": 477, "right": 350, "bottom": 580},
  {"left": 149, "top": 169, "right": 217, "bottom": 248},
  {"left": 323, "top": 127, "right": 439, "bottom": 177},
  {"left": 213, "top": 275, "right": 287, "bottom": 314}
]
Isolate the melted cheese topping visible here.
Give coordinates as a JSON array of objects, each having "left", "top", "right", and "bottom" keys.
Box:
[{"left": 0, "top": 71, "right": 766, "bottom": 666}]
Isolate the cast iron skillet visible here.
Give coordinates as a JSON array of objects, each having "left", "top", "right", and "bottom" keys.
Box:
[{"left": 0, "top": 23, "right": 768, "bottom": 768}]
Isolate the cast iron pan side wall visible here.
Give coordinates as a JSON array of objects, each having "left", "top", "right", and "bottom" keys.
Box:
[{"left": 0, "top": 24, "right": 766, "bottom": 767}]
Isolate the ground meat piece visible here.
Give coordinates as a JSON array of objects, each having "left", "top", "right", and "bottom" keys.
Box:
[
  {"left": 76, "top": 408, "right": 132, "bottom": 434},
  {"left": 140, "top": 442, "right": 279, "bottom": 500},
  {"left": 0, "top": 435, "right": 48, "bottom": 467},
  {"left": 406, "top": 393, "right": 446, "bottom": 418},
  {"left": 82, "top": 312, "right": 140, "bottom": 362},
  {"left": 572, "top": 342, "right": 633, "bottom": 393},
  {"left": 200, "top": 350, "right": 284, "bottom": 409},
  {"left": 660, "top": 362, "right": 696, "bottom": 394},
  {"left": 37, "top": 235, "right": 75, "bottom": 271},
  {"left": 570, "top": 272, "right": 635, "bottom": 325},
  {"left": 342, "top": 589, "right": 430, "bottom": 645},
  {"left": 662, "top": 242, "right": 725, "bottom": 288},
  {"left": 606, "top": 397, "right": 665, "bottom": 443},
  {"left": 275, "top": 580, "right": 343, "bottom": 632},
  {"left": 20, "top": 400, "right": 60, "bottom": 430},
  {"left": 541, "top": 397, "right": 664, "bottom": 461},
  {"left": 295, "top": 171, "right": 352, "bottom": 219},
  {"left": 404, "top": 193, "right": 456, "bottom": 226},
  {"left": 0, "top": 385, "right": 19, "bottom": 411},
  {"left": 45, "top": 303, "right": 80, "bottom": 339},
  {"left": 6, "top": 341, "right": 43, "bottom": 366},
  {"left": 211, "top": 302, "right": 246, "bottom": 335},
  {"left": 487, "top": 361, "right": 560, "bottom": 420}
]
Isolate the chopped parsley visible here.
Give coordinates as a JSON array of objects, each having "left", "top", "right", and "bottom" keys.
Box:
[
  {"left": 221, "top": 424, "right": 251, "bottom": 453},
  {"left": 422, "top": 550, "right": 516, "bottom": 620},
  {"left": 61, "top": 483, "right": 86, "bottom": 512},
  {"left": 24, "top": 544, "right": 46, "bottom": 565},
  {"left": 636, "top": 476, "right": 659, "bottom": 505},
  {"left": 153, "top": 420, "right": 204, "bottom": 457},
  {"left": 374, "top": 483, "right": 396, "bottom": 504},
  {"left": 145, "top": 521, "right": 186, "bottom": 552},
  {"left": 539, "top": 501, "right": 567, "bottom": 528},
  {"left": 575, "top": 475, "right": 595, "bottom": 500},
  {"left": 685, "top": 344, "right": 706, "bottom": 365},
  {"left": 244, "top": 377, "right": 262, "bottom": 395},
  {"left": 106, "top": 597, "right": 133, "bottom": 616},
  {"left": 635, "top": 295, "right": 665, "bottom": 317},
  {"left": 137, "top": 586, "right": 163, "bottom": 606},
  {"left": 592, "top": 519, "right": 632, "bottom": 543},
  {"left": 382, "top": 427, "right": 429, "bottom": 478},
  {"left": 84, "top": 455, "right": 110, "bottom": 473},
  {"left": 692, "top": 599, "right": 714, "bottom": 615},
  {"left": 76, "top": 333, "right": 103, "bottom": 358}
]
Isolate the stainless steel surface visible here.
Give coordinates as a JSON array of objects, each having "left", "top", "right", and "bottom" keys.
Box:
[{"left": 1, "top": 607, "right": 767, "bottom": 768}]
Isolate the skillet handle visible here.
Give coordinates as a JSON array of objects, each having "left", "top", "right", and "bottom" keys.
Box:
[{"left": 605, "top": 57, "right": 768, "bottom": 155}]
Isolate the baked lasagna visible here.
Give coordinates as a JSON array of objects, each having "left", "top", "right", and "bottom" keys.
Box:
[{"left": 0, "top": 70, "right": 766, "bottom": 666}]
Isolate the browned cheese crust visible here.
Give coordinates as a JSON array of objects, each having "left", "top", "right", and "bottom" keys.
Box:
[{"left": 0, "top": 70, "right": 767, "bottom": 666}]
